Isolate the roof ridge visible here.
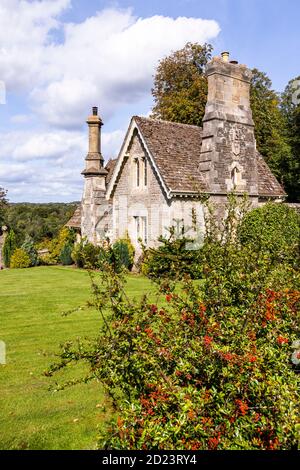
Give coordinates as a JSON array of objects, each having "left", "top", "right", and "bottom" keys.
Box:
[{"left": 133, "top": 115, "right": 202, "bottom": 130}]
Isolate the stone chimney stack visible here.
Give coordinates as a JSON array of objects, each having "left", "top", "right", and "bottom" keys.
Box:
[
  {"left": 81, "top": 107, "right": 108, "bottom": 244},
  {"left": 82, "top": 107, "right": 107, "bottom": 178},
  {"left": 199, "top": 52, "right": 258, "bottom": 197}
]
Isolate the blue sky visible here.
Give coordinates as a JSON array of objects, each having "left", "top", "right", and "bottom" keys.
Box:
[{"left": 0, "top": 0, "right": 299, "bottom": 202}]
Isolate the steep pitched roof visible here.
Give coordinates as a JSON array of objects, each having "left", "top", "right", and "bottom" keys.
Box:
[
  {"left": 105, "top": 158, "right": 117, "bottom": 186},
  {"left": 107, "top": 116, "right": 286, "bottom": 200},
  {"left": 66, "top": 205, "right": 81, "bottom": 229},
  {"left": 134, "top": 116, "right": 208, "bottom": 194},
  {"left": 256, "top": 153, "right": 286, "bottom": 198}
]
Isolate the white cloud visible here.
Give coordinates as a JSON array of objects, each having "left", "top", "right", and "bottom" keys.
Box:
[
  {"left": 0, "top": 127, "right": 125, "bottom": 201},
  {"left": 0, "top": 3, "right": 220, "bottom": 127},
  {"left": 0, "top": 1, "right": 220, "bottom": 201}
]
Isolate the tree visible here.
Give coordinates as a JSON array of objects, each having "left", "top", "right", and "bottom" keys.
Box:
[
  {"left": 0, "top": 187, "right": 7, "bottom": 227},
  {"left": 250, "top": 69, "right": 294, "bottom": 199},
  {"left": 280, "top": 76, "right": 300, "bottom": 201},
  {"left": 151, "top": 42, "right": 213, "bottom": 126},
  {"left": 3, "top": 229, "right": 16, "bottom": 267}
]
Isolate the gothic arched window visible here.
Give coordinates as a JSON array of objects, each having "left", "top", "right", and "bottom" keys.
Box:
[{"left": 231, "top": 166, "right": 239, "bottom": 187}]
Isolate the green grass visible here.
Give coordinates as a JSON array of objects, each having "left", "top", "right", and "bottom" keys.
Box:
[{"left": 0, "top": 266, "right": 154, "bottom": 450}]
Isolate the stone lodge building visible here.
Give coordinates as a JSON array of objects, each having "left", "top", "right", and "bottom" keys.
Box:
[{"left": 67, "top": 52, "right": 286, "bottom": 252}]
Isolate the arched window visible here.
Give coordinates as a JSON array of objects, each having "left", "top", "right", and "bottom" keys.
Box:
[{"left": 231, "top": 166, "right": 239, "bottom": 187}]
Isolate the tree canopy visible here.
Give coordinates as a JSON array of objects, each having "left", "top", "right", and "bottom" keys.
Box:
[
  {"left": 280, "top": 76, "right": 300, "bottom": 201},
  {"left": 0, "top": 187, "right": 8, "bottom": 228},
  {"left": 2, "top": 202, "right": 78, "bottom": 246},
  {"left": 151, "top": 42, "right": 212, "bottom": 127}
]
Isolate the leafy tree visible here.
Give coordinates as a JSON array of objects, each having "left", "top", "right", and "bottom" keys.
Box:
[
  {"left": 151, "top": 42, "right": 213, "bottom": 126},
  {"left": 280, "top": 76, "right": 300, "bottom": 201},
  {"left": 0, "top": 187, "right": 7, "bottom": 227},
  {"left": 250, "top": 69, "right": 294, "bottom": 198},
  {"left": 2, "top": 229, "right": 16, "bottom": 267},
  {"left": 4, "top": 202, "right": 78, "bottom": 246}
]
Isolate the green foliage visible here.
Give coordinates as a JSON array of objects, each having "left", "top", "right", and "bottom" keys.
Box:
[
  {"left": 40, "top": 227, "right": 75, "bottom": 265},
  {"left": 142, "top": 228, "right": 202, "bottom": 280},
  {"left": 71, "top": 239, "right": 101, "bottom": 269},
  {"left": 48, "top": 197, "right": 300, "bottom": 450},
  {"left": 10, "top": 248, "right": 31, "bottom": 269},
  {"left": 59, "top": 244, "right": 73, "bottom": 266},
  {"left": 21, "top": 236, "right": 38, "bottom": 267},
  {"left": 250, "top": 69, "right": 294, "bottom": 198},
  {"left": 3, "top": 202, "right": 78, "bottom": 246},
  {"left": 238, "top": 203, "right": 300, "bottom": 267},
  {"left": 3, "top": 229, "right": 16, "bottom": 268},
  {"left": 280, "top": 76, "right": 300, "bottom": 201},
  {"left": 151, "top": 42, "right": 212, "bottom": 127},
  {"left": 112, "top": 235, "right": 135, "bottom": 271},
  {"left": 0, "top": 187, "right": 8, "bottom": 227}
]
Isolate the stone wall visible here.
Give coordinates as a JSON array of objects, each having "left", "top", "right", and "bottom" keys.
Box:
[{"left": 112, "top": 131, "right": 170, "bottom": 252}]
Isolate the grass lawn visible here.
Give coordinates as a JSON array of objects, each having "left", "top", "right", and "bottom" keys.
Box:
[{"left": 0, "top": 266, "right": 154, "bottom": 450}]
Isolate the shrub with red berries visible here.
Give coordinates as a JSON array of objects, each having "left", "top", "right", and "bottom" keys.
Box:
[{"left": 48, "top": 196, "right": 300, "bottom": 450}]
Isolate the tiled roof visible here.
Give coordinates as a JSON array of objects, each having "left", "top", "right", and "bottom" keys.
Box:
[
  {"left": 105, "top": 158, "right": 117, "bottom": 186},
  {"left": 134, "top": 116, "right": 208, "bottom": 194},
  {"left": 256, "top": 153, "right": 286, "bottom": 198},
  {"left": 66, "top": 205, "right": 81, "bottom": 229},
  {"left": 134, "top": 116, "right": 285, "bottom": 198}
]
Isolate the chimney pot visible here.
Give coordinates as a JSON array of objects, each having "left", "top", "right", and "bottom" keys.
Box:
[
  {"left": 92, "top": 106, "right": 98, "bottom": 116},
  {"left": 221, "top": 51, "right": 230, "bottom": 62}
]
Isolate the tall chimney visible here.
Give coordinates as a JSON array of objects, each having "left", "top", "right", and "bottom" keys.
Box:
[
  {"left": 81, "top": 107, "right": 108, "bottom": 245},
  {"left": 221, "top": 51, "right": 230, "bottom": 62},
  {"left": 82, "top": 107, "right": 107, "bottom": 177},
  {"left": 199, "top": 53, "right": 258, "bottom": 196}
]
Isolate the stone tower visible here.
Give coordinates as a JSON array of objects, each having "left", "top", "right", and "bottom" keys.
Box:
[
  {"left": 199, "top": 52, "right": 258, "bottom": 198},
  {"left": 81, "top": 107, "right": 108, "bottom": 243}
]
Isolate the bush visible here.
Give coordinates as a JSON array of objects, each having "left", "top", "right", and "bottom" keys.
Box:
[
  {"left": 38, "top": 227, "right": 75, "bottom": 265},
  {"left": 71, "top": 239, "right": 101, "bottom": 268},
  {"left": 21, "top": 236, "right": 38, "bottom": 267},
  {"left": 2, "top": 229, "right": 16, "bottom": 267},
  {"left": 112, "top": 235, "right": 135, "bottom": 271},
  {"left": 47, "top": 197, "right": 300, "bottom": 450},
  {"left": 59, "top": 243, "right": 73, "bottom": 266},
  {"left": 10, "top": 248, "right": 31, "bottom": 269},
  {"left": 142, "top": 230, "right": 202, "bottom": 280},
  {"left": 238, "top": 203, "right": 300, "bottom": 266}
]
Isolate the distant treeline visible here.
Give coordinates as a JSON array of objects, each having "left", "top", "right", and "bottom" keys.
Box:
[{"left": 3, "top": 202, "right": 79, "bottom": 246}]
